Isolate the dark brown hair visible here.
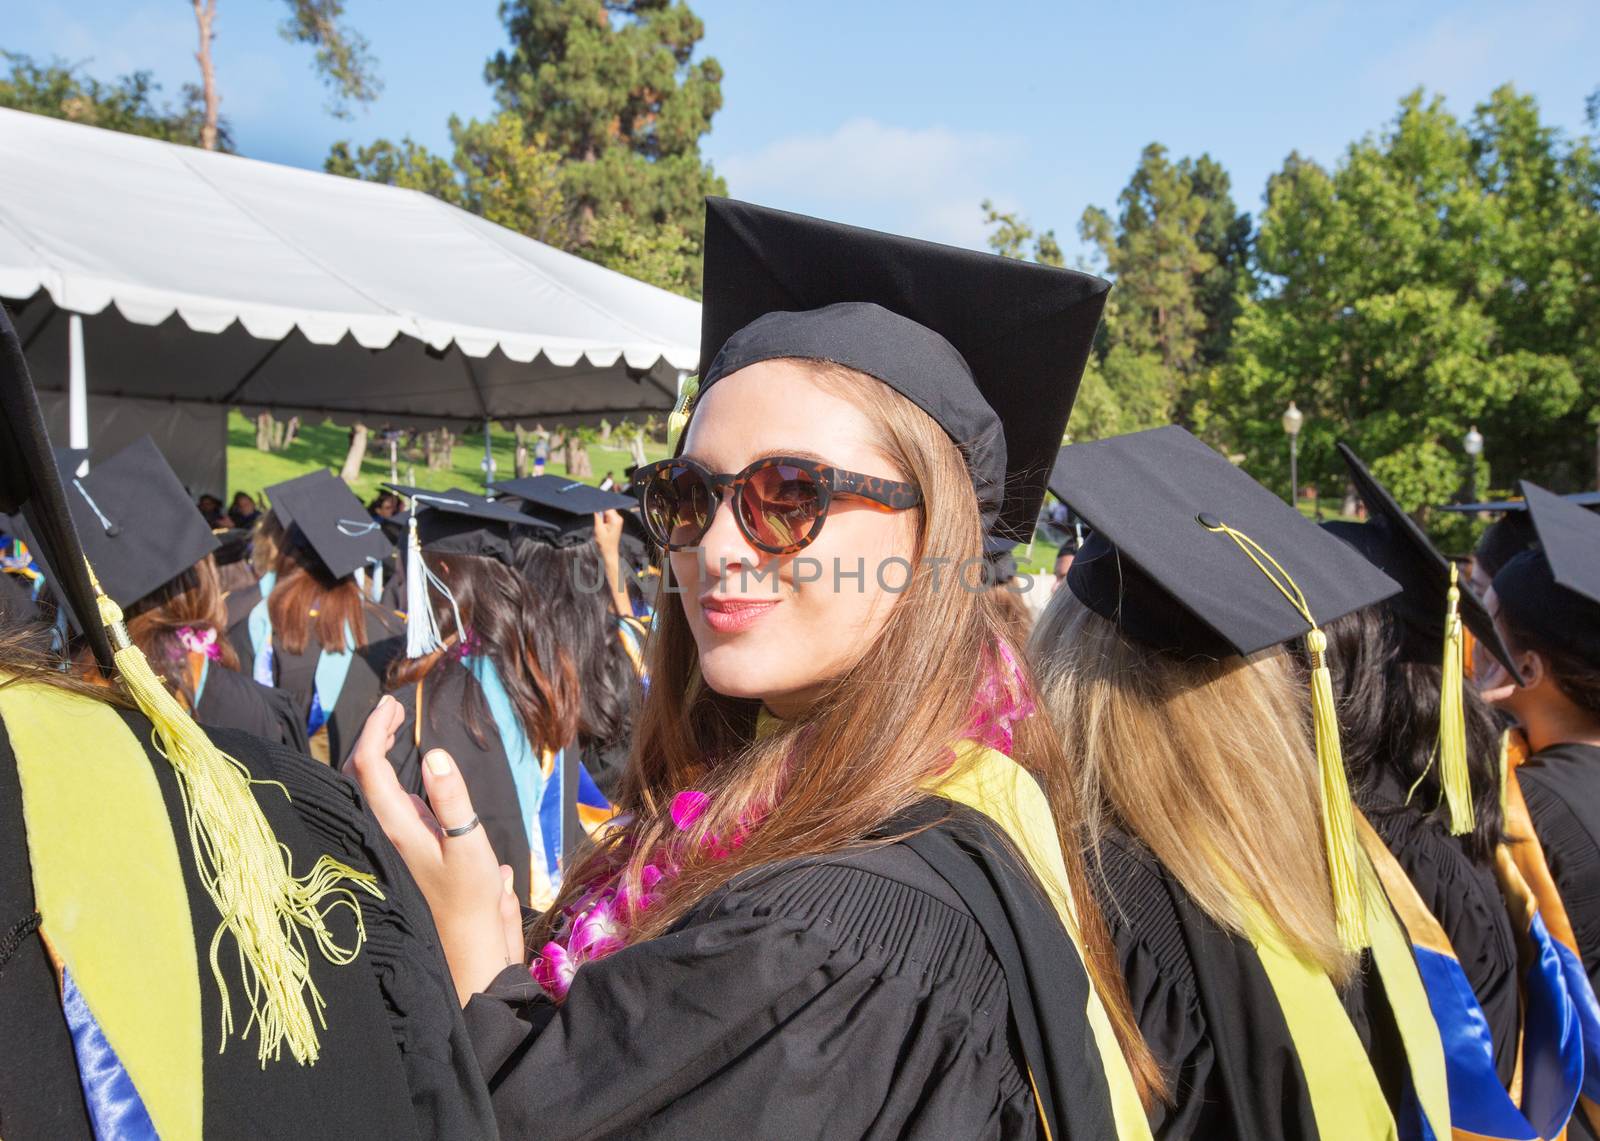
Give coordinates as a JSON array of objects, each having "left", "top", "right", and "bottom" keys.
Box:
[
  {"left": 388, "top": 551, "right": 581, "bottom": 755},
  {"left": 124, "top": 556, "right": 240, "bottom": 710},
  {"left": 267, "top": 541, "right": 372, "bottom": 656},
  {"left": 1500, "top": 610, "right": 1600, "bottom": 720}
]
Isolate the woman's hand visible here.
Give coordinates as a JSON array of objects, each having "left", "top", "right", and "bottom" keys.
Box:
[
  {"left": 346, "top": 696, "right": 526, "bottom": 1004},
  {"left": 593, "top": 509, "right": 633, "bottom": 617}
]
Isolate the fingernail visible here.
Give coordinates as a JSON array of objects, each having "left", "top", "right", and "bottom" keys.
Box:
[{"left": 425, "top": 750, "right": 452, "bottom": 776}]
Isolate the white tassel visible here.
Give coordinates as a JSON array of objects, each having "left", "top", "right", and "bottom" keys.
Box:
[
  {"left": 369, "top": 559, "right": 384, "bottom": 604},
  {"left": 405, "top": 515, "right": 442, "bottom": 658}
]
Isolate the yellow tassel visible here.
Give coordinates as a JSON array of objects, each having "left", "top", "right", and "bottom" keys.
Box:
[
  {"left": 1200, "top": 519, "right": 1369, "bottom": 951},
  {"left": 87, "top": 561, "right": 383, "bottom": 1067},
  {"left": 1438, "top": 563, "right": 1474, "bottom": 836},
  {"left": 1497, "top": 728, "right": 1512, "bottom": 825},
  {"left": 1307, "top": 628, "right": 1370, "bottom": 951},
  {"left": 666, "top": 374, "right": 699, "bottom": 451}
]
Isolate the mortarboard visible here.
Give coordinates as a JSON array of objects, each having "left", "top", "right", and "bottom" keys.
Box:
[
  {"left": 1060, "top": 426, "right": 1399, "bottom": 659},
  {"left": 1438, "top": 490, "right": 1600, "bottom": 514},
  {"left": 62, "top": 435, "right": 220, "bottom": 609},
  {"left": 384, "top": 485, "right": 554, "bottom": 657},
  {"left": 1056, "top": 425, "right": 1400, "bottom": 950},
  {"left": 271, "top": 475, "right": 390, "bottom": 581},
  {"left": 489, "top": 473, "right": 638, "bottom": 545},
  {"left": 1325, "top": 442, "right": 1520, "bottom": 678},
  {"left": 1493, "top": 481, "right": 1600, "bottom": 663},
  {"left": 213, "top": 527, "right": 252, "bottom": 567},
  {"left": 264, "top": 469, "right": 339, "bottom": 530},
  {"left": 695, "top": 197, "right": 1108, "bottom": 545}
]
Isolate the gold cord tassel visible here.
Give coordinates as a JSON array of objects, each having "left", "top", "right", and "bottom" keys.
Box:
[
  {"left": 1438, "top": 563, "right": 1474, "bottom": 836},
  {"left": 87, "top": 560, "right": 383, "bottom": 1066},
  {"left": 1201, "top": 519, "right": 1369, "bottom": 951},
  {"left": 1497, "top": 728, "right": 1512, "bottom": 825},
  {"left": 666, "top": 374, "right": 699, "bottom": 450},
  {"left": 1306, "top": 628, "right": 1369, "bottom": 951}
]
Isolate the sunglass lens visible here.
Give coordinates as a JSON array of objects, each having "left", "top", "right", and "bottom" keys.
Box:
[
  {"left": 741, "top": 464, "right": 823, "bottom": 551},
  {"left": 644, "top": 465, "right": 712, "bottom": 548}
]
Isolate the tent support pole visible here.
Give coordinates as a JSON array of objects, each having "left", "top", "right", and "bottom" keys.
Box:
[
  {"left": 483, "top": 415, "right": 493, "bottom": 492},
  {"left": 68, "top": 314, "right": 88, "bottom": 466}
]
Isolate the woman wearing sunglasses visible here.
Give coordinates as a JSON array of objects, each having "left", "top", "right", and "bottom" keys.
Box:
[{"left": 349, "top": 198, "right": 1158, "bottom": 1138}]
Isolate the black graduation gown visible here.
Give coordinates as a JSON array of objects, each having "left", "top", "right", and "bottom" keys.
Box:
[
  {"left": 388, "top": 662, "right": 582, "bottom": 908},
  {"left": 1362, "top": 779, "right": 1520, "bottom": 1087},
  {"left": 1090, "top": 827, "right": 1415, "bottom": 1140},
  {"left": 0, "top": 700, "right": 496, "bottom": 1140},
  {"left": 460, "top": 803, "right": 1121, "bottom": 1140},
  {"left": 1519, "top": 743, "right": 1600, "bottom": 995},
  {"left": 193, "top": 661, "right": 311, "bottom": 753},
  {"left": 223, "top": 580, "right": 261, "bottom": 666},
  {"left": 270, "top": 606, "right": 405, "bottom": 766}
]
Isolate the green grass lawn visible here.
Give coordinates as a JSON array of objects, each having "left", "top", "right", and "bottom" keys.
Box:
[{"left": 226, "top": 412, "right": 665, "bottom": 505}]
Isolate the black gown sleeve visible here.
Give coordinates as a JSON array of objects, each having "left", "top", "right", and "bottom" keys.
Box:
[
  {"left": 463, "top": 848, "right": 1038, "bottom": 1140},
  {"left": 1090, "top": 831, "right": 1217, "bottom": 1140}
]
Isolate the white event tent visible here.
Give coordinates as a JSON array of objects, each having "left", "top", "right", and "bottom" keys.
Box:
[{"left": 0, "top": 107, "right": 700, "bottom": 493}]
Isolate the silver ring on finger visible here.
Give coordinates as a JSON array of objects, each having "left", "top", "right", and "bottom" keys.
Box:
[{"left": 442, "top": 814, "right": 482, "bottom": 839}]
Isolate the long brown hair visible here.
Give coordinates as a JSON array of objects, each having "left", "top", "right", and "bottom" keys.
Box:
[
  {"left": 126, "top": 555, "right": 239, "bottom": 709},
  {"left": 1031, "top": 596, "right": 1357, "bottom": 984},
  {"left": 3, "top": 611, "right": 130, "bottom": 706},
  {"left": 72, "top": 556, "right": 239, "bottom": 710},
  {"left": 388, "top": 551, "right": 581, "bottom": 755},
  {"left": 267, "top": 541, "right": 371, "bottom": 656},
  {"left": 535, "top": 361, "right": 1161, "bottom": 1101}
]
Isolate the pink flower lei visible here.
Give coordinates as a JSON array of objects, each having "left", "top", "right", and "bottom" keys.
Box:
[{"left": 529, "top": 641, "right": 1035, "bottom": 1000}]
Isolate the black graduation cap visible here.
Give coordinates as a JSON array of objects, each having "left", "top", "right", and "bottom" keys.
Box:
[
  {"left": 60, "top": 435, "right": 221, "bottom": 610},
  {"left": 0, "top": 307, "right": 113, "bottom": 667},
  {"left": 53, "top": 447, "right": 89, "bottom": 478},
  {"left": 264, "top": 469, "right": 338, "bottom": 529},
  {"left": 489, "top": 473, "right": 637, "bottom": 540},
  {"left": 1060, "top": 426, "right": 1401, "bottom": 658},
  {"left": 213, "top": 527, "right": 252, "bottom": 567},
  {"left": 697, "top": 197, "right": 1108, "bottom": 545},
  {"left": 1438, "top": 490, "right": 1600, "bottom": 514},
  {"left": 386, "top": 484, "right": 555, "bottom": 564},
  {"left": 1493, "top": 481, "right": 1600, "bottom": 661},
  {"left": 272, "top": 476, "right": 391, "bottom": 580},
  {"left": 1323, "top": 442, "right": 1520, "bottom": 678}
]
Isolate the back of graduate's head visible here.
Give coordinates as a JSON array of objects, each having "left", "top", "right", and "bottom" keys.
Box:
[
  {"left": 1318, "top": 605, "right": 1504, "bottom": 861},
  {"left": 73, "top": 554, "right": 241, "bottom": 712},
  {"left": 391, "top": 546, "right": 581, "bottom": 756},
  {"left": 1488, "top": 557, "right": 1600, "bottom": 728},
  {"left": 1031, "top": 587, "right": 1359, "bottom": 984},
  {"left": 268, "top": 536, "right": 370, "bottom": 656},
  {"left": 512, "top": 537, "right": 635, "bottom": 745}
]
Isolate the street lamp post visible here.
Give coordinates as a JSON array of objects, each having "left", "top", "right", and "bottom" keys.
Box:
[
  {"left": 1282, "top": 401, "right": 1304, "bottom": 508},
  {"left": 1463, "top": 425, "right": 1484, "bottom": 504}
]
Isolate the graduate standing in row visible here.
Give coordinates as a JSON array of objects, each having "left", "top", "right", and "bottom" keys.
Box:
[
  {"left": 348, "top": 197, "right": 1159, "bottom": 1138},
  {"left": 1033, "top": 425, "right": 1451, "bottom": 1140},
  {"left": 0, "top": 307, "right": 494, "bottom": 1139},
  {"left": 237, "top": 471, "right": 405, "bottom": 764},
  {"left": 1321, "top": 446, "right": 1593, "bottom": 1139},
  {"left": 60, "top": 436, "right": 306, "bottom": 748}
]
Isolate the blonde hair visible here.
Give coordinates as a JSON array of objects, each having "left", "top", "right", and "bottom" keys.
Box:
[
  {"left": 537, "top": 360, "right": 1162, "bottom": 1102},
  {"left": 1030, "top": 592, "right": 1357, "bottom": 983}
]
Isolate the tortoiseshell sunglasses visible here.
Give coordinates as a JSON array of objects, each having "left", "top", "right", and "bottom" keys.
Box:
[{"left": 634, "top": 455, "right": 922, "bottom": 555}]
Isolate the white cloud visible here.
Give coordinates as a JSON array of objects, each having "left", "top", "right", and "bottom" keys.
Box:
[{"left": 719, "top": 118, "right": 1025, "bottom": 250}]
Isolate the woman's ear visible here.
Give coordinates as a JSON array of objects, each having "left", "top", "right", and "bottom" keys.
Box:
[{"left": 1517, "top": 650, "right": 1547, "bottom": 693}]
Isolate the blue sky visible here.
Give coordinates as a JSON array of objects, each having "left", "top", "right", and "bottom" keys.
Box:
[{"left": 8, "top": 1, "right": 1596, "bottom": 260}]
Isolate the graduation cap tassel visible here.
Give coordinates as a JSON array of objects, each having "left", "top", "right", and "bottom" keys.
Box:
[
  {"left": 404, "top": 514, "right": 443, "bottom": 658},
  {"left": 1305, "top": 628, "right": 1369, "bottom": 952},
  {"left": 1202, "top": 518, "right": 1369, "bottom": 951},
  {"left": 1438, "top": 563, "right": 1474, "bottom": 836},
  {"left": 1497, "top": 728, "right": 1513, "bottom": 826},
  {"left": 369, "top": 558, "right": 384, "bottom": 605},
  {"left": 666, "top": 374, "right": 699, "bottom": 451},
  {"left": 84, "top": 559, "right": 383, "bottom": 1066}
]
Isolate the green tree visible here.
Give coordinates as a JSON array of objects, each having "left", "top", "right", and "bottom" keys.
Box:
[
  {"left": 0, "top": 51, "right": 222, "bottom": 148},
  {"left": 328, "top": 111, "right": 568, "bottom": 244},
  {"left": 1080, "top": 144, "right": 1224, "bottom": 428},
  {"left": 484, "top": 0, "right": 725, "bottom": 293},
  {"left": 1210, "top": 87, "right": 1600, "bottom": 541},
  {"left": 1184, "top": 154, "right": 1253, "bottom": 366},
  {"left": 980, "top": 199, "right": 1063, "bottom": 266}
]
